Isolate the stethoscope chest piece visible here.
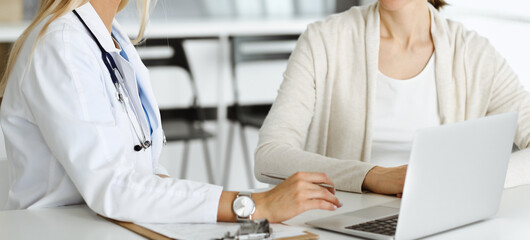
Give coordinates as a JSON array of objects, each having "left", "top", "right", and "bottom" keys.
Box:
[
  {"left": 134, "top": 145, "right": 143, "bottom": 152},
  {"left": 134, "top": 141, "right": 152, "bottom": 152}
]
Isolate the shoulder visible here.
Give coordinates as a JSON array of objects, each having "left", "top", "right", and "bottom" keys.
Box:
[
  {"left": 436, "top": 16, "right": 506, "bottom": 85},
  {"left": 303, "top": 4, "right": 372, "bottom": 41},
  {"left": 36, "top": 13, "right": 90, "bottom": 44},
  {"left": 432, "top": 12, "right": 502, "bottom": 79},
  {"left": 20, "top": 13, "right": 104, "bottom": 88},
  {"left": 310, "top": 5, "right": 370, "bottom": 30},
  {"left": 435, "top": 15, "right": 497, "bottom": 58},
  {"left": 29, "top": 12, "right": 104, "bottom": 63},
  {"left": 31, "top": 13, "right": 101, "bottom": 67}
]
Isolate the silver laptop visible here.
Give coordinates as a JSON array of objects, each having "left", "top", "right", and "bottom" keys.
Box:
[{"left": 307, "top": 112, "right": 518, "bottom": 240}]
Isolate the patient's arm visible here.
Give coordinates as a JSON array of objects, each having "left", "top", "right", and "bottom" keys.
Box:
[{"left": 362, "top": 165, "right": 408, "bottom": 195}]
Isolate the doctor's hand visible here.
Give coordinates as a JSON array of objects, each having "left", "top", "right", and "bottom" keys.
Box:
[
  {"left": 251, "top": 172, "right": 342, "bottom": 223},
  {"left": 362, "top": 165, "right": 408, "bottom": 196}
]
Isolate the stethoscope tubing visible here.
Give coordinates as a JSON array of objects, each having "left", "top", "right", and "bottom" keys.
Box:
[{"left": 73, "top": 10, "right": 151, "bottom": 152}]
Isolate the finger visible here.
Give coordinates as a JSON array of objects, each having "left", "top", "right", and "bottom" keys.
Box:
[
  {"left": 297, "top": 180, "right": 335, "bottom": 195},
  {"left": 297, "top": 172, "right": 335, "bottom": 188},
  {"left": 312, "top": 183, "right": 335, "bottom": 195},
  {"left": 302, "top": 199, "right": 337, "bottom": 212},
  {"left": 305, "top": 189, "right": 341, "bottom": 207},
  {"left": 322, "top": 184, "right": 335, "bottom": 195}
]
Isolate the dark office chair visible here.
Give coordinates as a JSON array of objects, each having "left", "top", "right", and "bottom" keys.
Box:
[
  {"left": 223, "top": 35, "right": 300, "bottom": 188},
  {"left": 140, "top": 38, "right": 216, "bottom": 184}
]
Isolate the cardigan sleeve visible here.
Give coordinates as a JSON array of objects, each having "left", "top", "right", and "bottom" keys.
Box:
[
  {"left": 254, "top": 24, "right": 375, "bottom": 193},
  {"left": 478, "top": 36, "right": 530, "bottom": 188}
]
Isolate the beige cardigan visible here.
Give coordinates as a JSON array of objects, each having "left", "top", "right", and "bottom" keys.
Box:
[{"left": 254, "top": 3, "right": 530, "bottom": 193}]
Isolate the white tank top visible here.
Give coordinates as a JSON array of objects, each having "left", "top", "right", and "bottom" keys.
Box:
[{"left": 370, "top": 54, "right": 441, "bottom": 167}]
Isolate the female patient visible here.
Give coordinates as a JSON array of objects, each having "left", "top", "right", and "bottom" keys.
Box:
[
  {"left": 0, "top": 0, "right": 341, "bottom": 223},
  {"left": 256, "top": 0, "right": 530, "bottom": 195}
]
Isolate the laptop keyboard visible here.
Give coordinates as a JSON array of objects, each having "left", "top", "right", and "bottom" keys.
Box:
[{"left": 345, "top": 214, "right": 398, "bottom": 236}]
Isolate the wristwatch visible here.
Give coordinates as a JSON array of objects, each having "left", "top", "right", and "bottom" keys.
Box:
[{"left": 232, "top": 192, "right": 256, "bottom": 222}]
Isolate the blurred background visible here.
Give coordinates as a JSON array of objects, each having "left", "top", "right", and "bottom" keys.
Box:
[{"left": 0, "top": 0, "right": 529, "bottom": 201}]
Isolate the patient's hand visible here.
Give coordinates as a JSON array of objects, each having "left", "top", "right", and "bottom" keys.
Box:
[{"left": 362, "top": 165, "right": 408, "bottom": 196}]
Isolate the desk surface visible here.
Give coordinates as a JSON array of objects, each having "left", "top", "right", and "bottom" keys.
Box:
[{"left": 1, "top": 184, "right": 530, "bottom": 240}]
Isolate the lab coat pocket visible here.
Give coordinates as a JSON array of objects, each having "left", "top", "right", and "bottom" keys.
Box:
[{"left": 76, "top": 75, "right": 115, "bottom": 125}]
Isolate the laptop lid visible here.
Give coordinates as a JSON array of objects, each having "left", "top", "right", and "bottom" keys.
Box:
[{"left": 395, "top": 112, "right": 518, "bottom": 240}]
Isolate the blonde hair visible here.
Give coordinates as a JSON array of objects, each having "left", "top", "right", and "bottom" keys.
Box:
[{"left": 0, "top": 0, "right": 154, "bottom": 99}]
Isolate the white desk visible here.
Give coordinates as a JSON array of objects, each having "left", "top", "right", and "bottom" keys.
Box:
[
  {"left": 286, "top": 184, "right": 530, "bottom": 240},
  {"left": 1, "top": 184, "right": 529, "bottom": 240}
]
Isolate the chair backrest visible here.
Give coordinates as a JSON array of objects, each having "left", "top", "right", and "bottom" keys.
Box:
[
  {"left": 141, "top": 39, "right": 193, "bottom": 74},
  {"left": 138, "top": 38, "right": 213, "bottom": 122},
  {"left": 229, "top": 35, "right": 300, "bottom": 120},
  {"left": 231, "top": 35, "right": 299, "bottom": 64}
]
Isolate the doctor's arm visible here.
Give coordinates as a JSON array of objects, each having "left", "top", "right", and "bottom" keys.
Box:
[
  {"left": 217, "top": 172, "right": 340, "bottom": 223},
  {"left": 155, "top": 173, "right": 341, "bottom": 223},
  {"left": 156, "top": 169, "right": 341, "bottom": 222},
  {"left": 26, "top": 28, "right": 339, "bottom": 223},
  {"left": 155, "top": 170, "right": 341, "bottom": 222}
]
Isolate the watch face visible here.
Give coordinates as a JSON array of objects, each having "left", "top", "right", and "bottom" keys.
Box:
[{"left": 233, "top": 196, "right": 255, "bottom": 218}]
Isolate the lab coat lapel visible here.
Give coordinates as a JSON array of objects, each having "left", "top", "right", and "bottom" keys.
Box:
[
  {"left": 122, "top": 43, "right": 162, "bottom": 132},
  {"left": 113, "top": 21, "right": 161, "bottom": 135},
  {"left": 112, "top": 21, "right": 164, "bottom": 160},
  {"left": 113, "top": 54, "right": 151, "bottom": 137}
]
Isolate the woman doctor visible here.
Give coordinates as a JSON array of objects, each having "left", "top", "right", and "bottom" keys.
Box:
[{"left": 0, "top": 0, "right": 341, "bottom": 223}]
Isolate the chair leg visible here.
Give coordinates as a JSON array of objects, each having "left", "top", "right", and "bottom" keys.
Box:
[
  {"left": 201, "top": 138, "right": 215, "bottom": 184},
  {"left": 180, "top": 141, "right": 190, "bottom": 179},
  {"left": 239, "top": 124, "right": 255, "bottom": 189},
  {"left": 222, "top": 123, "right": 236, "bottom": 187}
]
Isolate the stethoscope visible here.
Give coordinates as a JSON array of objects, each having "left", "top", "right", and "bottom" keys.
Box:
[{"left": 73, "top": 10, "right": 151, "bottom": 152}]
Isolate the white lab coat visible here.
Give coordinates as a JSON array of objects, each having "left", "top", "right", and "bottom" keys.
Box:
[{"left": 0, "top": 3, "right": 222, "bottom": 223}]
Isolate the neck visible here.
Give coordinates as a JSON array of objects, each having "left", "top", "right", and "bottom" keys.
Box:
[
  {"left": 379, "top": 1, "right": 431, "bottom": 47},
  {"left": 91, "top": 0, "right": 121, "bottom": 34}
]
